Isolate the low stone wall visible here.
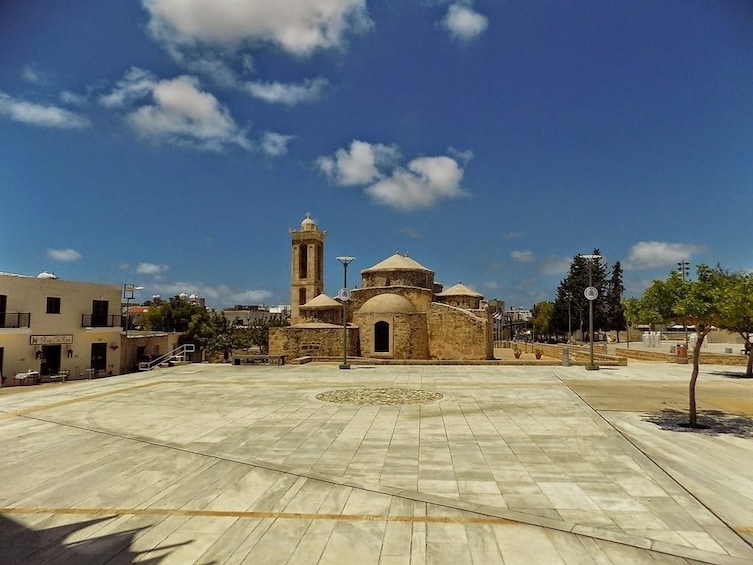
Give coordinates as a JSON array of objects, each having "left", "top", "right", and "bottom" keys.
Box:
[{"left": 615, "top": 348, "right": 749, "bottom": 365}]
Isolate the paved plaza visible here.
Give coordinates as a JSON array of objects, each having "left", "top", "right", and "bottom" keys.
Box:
[{"left": 1, "top": 360, "right": 752, "bottom": 564}]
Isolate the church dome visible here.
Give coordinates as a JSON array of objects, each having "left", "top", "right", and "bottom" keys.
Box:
[
  {"left": 362, "top": 253, "right": 432, "bottom": 274},
  {"left": 359, "top": 293, "right": 416, "bottom": 313},
  {"left": 300, "top": 212, "right": 317, "bottom": 231}
]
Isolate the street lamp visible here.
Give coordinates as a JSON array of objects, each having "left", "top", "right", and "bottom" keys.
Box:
[
  {"left": 581, "top": 254, "right": 601, "bottom": 371},
  {"left": 122, "top": 283, "right": 143, "bottom": 337},
  {"left": 678, "top": 260, "right": 690, "bottom": 351},
  {"left": 566, "top": 291, "right": 572, "bottom": 343},
  {"left": 336, "top": 256, "right": 355, "bottom": 369}
]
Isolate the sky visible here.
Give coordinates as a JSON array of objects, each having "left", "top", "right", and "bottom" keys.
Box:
[{"left": 1, "top": 0, "right": 752, "bottom": 309}]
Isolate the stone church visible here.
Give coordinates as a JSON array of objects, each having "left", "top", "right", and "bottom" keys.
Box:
[{"left": 269, "top": 214, "right": 494, "bottom": 361}]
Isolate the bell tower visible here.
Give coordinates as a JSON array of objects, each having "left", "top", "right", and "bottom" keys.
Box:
[{"left": 289, "top": 213, "right": 326, "bottom": 324}]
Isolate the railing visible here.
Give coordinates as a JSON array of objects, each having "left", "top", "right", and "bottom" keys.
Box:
[
  {"left": 139, "top": 343, "right": 196, "bottom": 371},
  {"left": 0, "top": 312, "right": 31, "bottom": 328},
  {"left": 81, "top": 314, "right": 122, "bottom": 328}
]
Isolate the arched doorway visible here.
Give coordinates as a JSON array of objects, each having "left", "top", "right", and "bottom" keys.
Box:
[{"left": 374, "top": 321, "right": 390, "bottom": 353}]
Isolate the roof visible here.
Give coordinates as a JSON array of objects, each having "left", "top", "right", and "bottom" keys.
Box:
[
  {"left": 436, "top": 282, "right": 483, "bottom": 298},
  {"left": 359, "top": 293, "right": 416, "bottom": 314},
  {"left": 362, "top": 253, "right": 433, "bottom": 273},
  {"left": 301, "top": 293, "right": 341, "bottom": 309}
]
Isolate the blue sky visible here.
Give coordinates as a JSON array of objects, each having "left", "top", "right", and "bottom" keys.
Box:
[{"left": 1, "top": 0, "right": 751, "bottom": 308}]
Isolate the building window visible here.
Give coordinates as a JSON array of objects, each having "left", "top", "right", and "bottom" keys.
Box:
[
  {"left": 46, "top": 297, "right": 61, "bottom": 314},
  {"left": 299, "top": 245, "right": 308, "bottom": 279},
  {"left": 299, "top": 288, "right": 306, "bottom": 306}
]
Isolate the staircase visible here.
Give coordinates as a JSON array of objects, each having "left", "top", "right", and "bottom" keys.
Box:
[{"left": 139, "top": 343, "right": 195, "bottom": 371}]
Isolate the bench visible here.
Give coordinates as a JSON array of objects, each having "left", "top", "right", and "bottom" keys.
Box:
[
  {"left": 48, "top": 370, "right": 70, "bottom": 383},
  {"left": 234, "top": 354, "right": 286, "bottom": 366}
]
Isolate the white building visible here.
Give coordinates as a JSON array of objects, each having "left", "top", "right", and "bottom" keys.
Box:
[{"left": 0, "top": 272, "right": 123, "bottom": 384}]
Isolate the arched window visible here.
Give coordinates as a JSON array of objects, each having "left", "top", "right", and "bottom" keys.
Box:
[
  {"left": 374, "top": 321, "right": 390, "bottom": 353},
  {"left": 299, "top": 288, "right": 306, "bottom": 306}
]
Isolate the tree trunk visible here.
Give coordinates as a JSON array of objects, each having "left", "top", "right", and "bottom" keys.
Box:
[{"left": 688, "top": 331, "right": 707, "bottom": 427}]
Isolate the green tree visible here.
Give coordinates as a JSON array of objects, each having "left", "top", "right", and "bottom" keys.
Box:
[
  {"left": 551, "top": 250, "right": 607, "bottom": 340},
  {"left": 639, "top": 265, "right": 726, "bottom": 427},
  {"left": 531, "top": 301, "right": 554, "bottom": 339},
  {"left": 715, "top": 271, "right": 753, "bottom": 377},
  {"left": 141, "top": 296, "right": 206, "bottom": 332},
  {"left": 605, "top": 261, "right": 626, "bottom": 342},
  {"left": 187, "top": 311, "right": 236, "bottom": 361},
  {"left": 237, "top": 316, "right": 289, "bottom": 354}
]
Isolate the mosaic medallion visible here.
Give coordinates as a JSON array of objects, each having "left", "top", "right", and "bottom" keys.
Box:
[{"left": 316, "top": 388, "right": 443, "bottom": 406}]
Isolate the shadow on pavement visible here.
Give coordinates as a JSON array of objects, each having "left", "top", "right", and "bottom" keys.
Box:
[
  {"left": 0, "top": 514, "right": 193, "bottom": 564},
  {"left": 710, "top": 370, "right": 753, "bottom": 379},
  {"left": 644, "top": 409, "right": 753, "bottom": 438}
]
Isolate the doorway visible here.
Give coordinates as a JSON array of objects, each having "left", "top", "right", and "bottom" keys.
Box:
[
  {"left": 374, "top": 321, "right": 390, "bottom": 353},
  {"left": 90, "top": 342, "right": 107, "bottom": 372},
  {"left": 40, "top": 345, "right": 61, "bottom": 376}
]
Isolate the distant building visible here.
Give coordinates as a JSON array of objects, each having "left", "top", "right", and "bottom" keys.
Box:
[
  {"left": 270, "top": 215, "right": 494, "bottom": 361},
  {"left": 0, "top": 272, "right": 123, "bottom": 383}
]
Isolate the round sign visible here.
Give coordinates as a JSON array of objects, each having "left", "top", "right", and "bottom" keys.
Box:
[
  {"left": 584, "top": 286, "right": 598, "bottom": 301},
  {"left": 337, "top": 288, "right": 351, "bottom": 301}
]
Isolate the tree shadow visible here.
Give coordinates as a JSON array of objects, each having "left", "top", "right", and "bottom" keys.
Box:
[
  {"left": 0, "top": 514, "right": 194, "bottom": 564},
  {"left": 643, "top": 409, "right": 753, "bottom": 438},
  {"left": 709, "top": 370, "right": 753, "bottom": 379}
]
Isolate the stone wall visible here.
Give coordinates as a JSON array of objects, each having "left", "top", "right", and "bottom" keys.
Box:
[
  {"left": 361, "top": 270, "right": 434, "bottom": 290},
  {"left": 355, "top": 312, "right": 429, "bottom": 359},
  {"left": 269, "top": 326, "right": 359, "bottom": 359},
  {"left": 426, "top": 303, "right": 492, "bottom": 360},
  {"left": 349, "top": 286, "right": 433, "bottom": 314}
]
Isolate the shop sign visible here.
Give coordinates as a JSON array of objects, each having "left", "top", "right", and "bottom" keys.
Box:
[{"left": 30, "top": 335, "right": 73, "bottom": 345}]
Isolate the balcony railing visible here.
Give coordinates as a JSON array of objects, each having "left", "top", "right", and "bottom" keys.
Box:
[
  {"left": 0, "top": 312, "right": 31, "bottom": 329},
  {"left": 81, "top": 314, "right": 122, "bottom": 328}
]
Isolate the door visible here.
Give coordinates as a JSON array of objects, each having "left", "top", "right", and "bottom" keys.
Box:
[
  {"left": 90, "top": 343, "right": 107, "bottom": 372},
  {"left": 92, "top": 300, "right": 109, "bottom": 327},
  {"left": 374, "top": 321, "right": 390, "bottom": 353},
  {"left": 40, "top": 345, "right": 61, "bottom": 376}
]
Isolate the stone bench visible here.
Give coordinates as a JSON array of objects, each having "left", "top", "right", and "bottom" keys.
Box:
[{"left": 234, "top": 354, "right": 286, "bottom": 366}]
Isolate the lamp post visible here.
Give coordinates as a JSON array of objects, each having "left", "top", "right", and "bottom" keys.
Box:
[
  {"left": 122, "top": 284, "right": 144, "bottom": 337},
  {"left": 566, "top": 291, "right": 572, "bottom": 343},
  {"left": 336, "top": 256, "right": 355, "bottom": 369},
  {"left": 582, "top": 254, "right": 601, "bottom": 371},
  {"left": 678, "top": 260, "right": 690, "bottom": 351}
]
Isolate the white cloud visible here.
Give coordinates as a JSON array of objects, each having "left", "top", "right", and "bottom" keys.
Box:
[
  {"left": 0, "top": 92, "right": 90, "bottom": 129},
  {"left": 151, "top": 281, "right": 272, "bottom": 307},
  {"left": 366, "top": 156, "right": 467, "bottom": 210},
  {"left": 624, "top": 241, "right": 703, "bottom": 270},
  {"left": 143, "top": 0, "right": 372, "bottom": 56},
  {"left": 46, "top": 248, "right": 82, "bottom": 262},
  {"left": 99, "top": 67, "right": 157, "bottom": 108},
  {"left": 318, "top": 142, "right": 470, "bottom": 210},
  {"left": 137, "top": 262, "right": 170, "bottom": 275},
  {"left": 244, "top": 77, "right": 328, "bottom": 105},
  {"left": 539, "top": 255, "right": 571, "bottom": 276},
  {"left": 102, "top": 70, "right": 250, "bottom": 151},
  {"left": 22, "top": 65, "right": 41, "bottom": 83},
  {"left": 60, "top": 91, "right": 86, "bottom": 105},
  {"left": 442, "top": 4, "right": 489, "bottom": 41},
  {"left": 260, "top": 131, "right": 295, "bottom": 157},
  {"left": 511, "top": 250, "right": 535, "bottom": 263},
  {"left": 317, "top": 140, "right": 400, "bottom": 186}
]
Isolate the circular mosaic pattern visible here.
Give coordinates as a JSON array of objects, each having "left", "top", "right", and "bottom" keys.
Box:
[{"left": 316, "top": 388, "right": 443, "bottom": 406}]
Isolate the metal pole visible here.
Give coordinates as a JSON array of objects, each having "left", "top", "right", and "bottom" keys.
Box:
[
  {"left": 336, "top": 256, "right": 355, "bottom": 369},
  {"left": 582, "top": 254, "right": 600, "bottom": 371}
]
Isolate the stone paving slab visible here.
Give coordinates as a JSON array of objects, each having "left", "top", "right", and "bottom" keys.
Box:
[{"left": 0, "top": 362, "right": 751, "bottom": 564}]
